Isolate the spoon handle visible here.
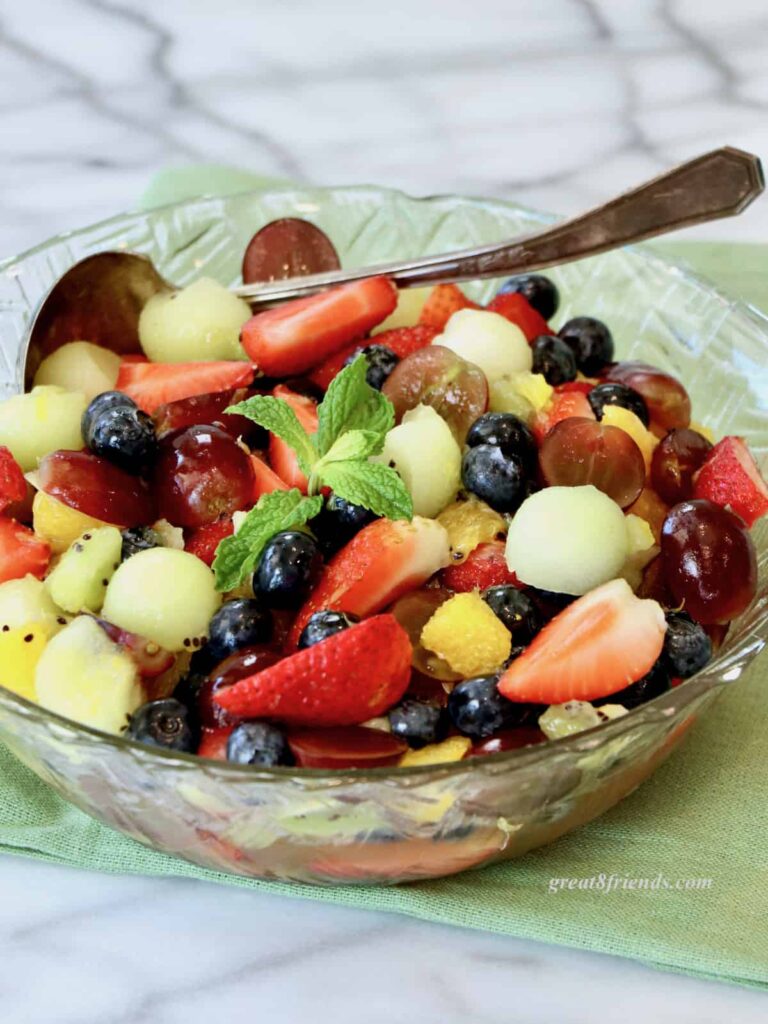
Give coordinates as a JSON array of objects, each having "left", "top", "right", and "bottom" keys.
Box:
[{"left": 233, "top": 146, "right": 763, "bottom": 306}]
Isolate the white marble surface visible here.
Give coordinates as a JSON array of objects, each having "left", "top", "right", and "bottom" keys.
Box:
[{"left": 1, "top": 0, "right": 768, "bottom": 1020}]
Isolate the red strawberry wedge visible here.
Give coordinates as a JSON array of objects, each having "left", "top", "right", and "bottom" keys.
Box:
[
  {"left": 0, "top": 518, "right": 51, "bottom": 583},
  {"left": 288, "top": 516, "right": 451, "bottom": 648},
  {"left": 185, "top": 516, "right": 235, "bottom": 566},
  {"left": 215, "top": 614, "right": 412, "bottom": 725},
  {"left": 498, "top": 578, "right": 666, "bottom": 705},
  {"left": 250, "top": 454, "right": 289, "bottom": 500},
  {"left": 532, "top": 391, "right": 595, "bottom": 444},
  {"left": 241, "top": 276, "right": 397, "bottom": 376},
  {"left": 308, "top": 324, "right": 438, "bottom": 391},
  {"left": 693, "top": 436, "right": 768, "bottom": 527},
  {"left": 486, "top": 292, "right": 550, "bottom": 342},
  {"left": 419, "top": 284, "right": 479, "bottom": 331},
  {"left": 268, "top": 386, "right": 318, "bottom": 493},
  {"left": 442, "top": 541, "right": 522, "bottom": 592},
  {"left": 0, "top": 447, "right": 27, "bottom": 513},
  {"left": 116, "top": 361, "right": 255, "bottom": 414}
]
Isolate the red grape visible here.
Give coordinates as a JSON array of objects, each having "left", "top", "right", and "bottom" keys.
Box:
[
  {"left": 469, "top": 728, "right": 547, "bottom": 756},
  {"left": 661, "top": 499, "right": 757, "bottom": 623},
  {"left": 153, "top": 388, "right": 259, "bottom": 445},
  {"left": 154, "top": 424, "right": 254, "bottom": 528},
  {"left": 242, "top": 218, "right": 340, "bottom": 284},
  {"left": 651, "top": 428, "right": 712, "bottom": 505},
  {"left": 538, "top": 417, "right": 645, "bottom": 508},
  {"left": 382, "top": 345, "right": 488, "bottom": 441},
  {"left": 38, "top": 450, "right": 156, "bottom": 526},
  {"left": 287, "top": 726, "right": 407, "bottom": 768},
  {"left": 603, "top": 361, "right": 691, "bottom": 431},
  {"left": 95, "top": 618, "right": 175, "bottom": 682},
  {"left": 198, "top": 646, "right": 281, "bottom": 729},
  {"left": 636, "top": 555, "right": 674, "bottom": 607}
]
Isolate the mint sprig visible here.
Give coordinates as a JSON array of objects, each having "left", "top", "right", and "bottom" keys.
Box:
[{"left": 213, "top": 489, "right": 323, "bottom": 592}]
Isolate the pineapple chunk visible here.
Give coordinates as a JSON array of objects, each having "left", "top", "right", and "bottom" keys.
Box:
[
  {"left": 437, "top": 497, "right": 506, "bottom": 563},
  {"left": 35, "top": 616, "right": 143, "bottom": 733},
  {"left": 621, "top": 514, "right": 658, "bottom": 591},
  {"left": 690, "top": 420, "right": 715, "bottom": 443},
  {"left": 539, "top": 701, "right": 602, "bottom": 740},
  {"left": 399, "top": 735, "right": 472, "bottom": 767},
  {"left": 33, "top": 490, "right": 113, "bottom": 555},
  {"left": 0, "top": 625, "right": 48, "bottom": 702},
  {"left": 45, "top": 526, "right": 122, "bottom": 614},
  {"left": 602, "top": 406, "right": 658, "bottom": 468},
  {"left": 421, "top": 592, "right": 511, "bottom": 677}
]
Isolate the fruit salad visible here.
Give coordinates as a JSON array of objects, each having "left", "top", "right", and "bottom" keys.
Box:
[{"left": 1, "top": 247, "right": 766, "bottom": 773}]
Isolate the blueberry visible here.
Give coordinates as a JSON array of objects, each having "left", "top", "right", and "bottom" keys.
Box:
[
  {"left": 483, "top": 586, "right": 541, "bottom": 644},
  {"left": 127, "top": 698, "right": 197, "bottom": 752},
  {"left": 297, "top": 609, "right": 359, "bottom": 649},
  {"left": 497, "top": 274, "right": 559, "bottom": 320},
  {"left": 661, "top": 611, "right": 712, "bottom": 678},
  {"left": 81, "top": 390, "right": 136, "bottom": 441},
  {"left": 527, "top": 587, "right": 577, "bottom": 620},
  {"left": 207, "top": 598, "right": 273, "bottom": 662},
  {"left": 345, "top": 344, "right": 400, "bottom": 390},
  {"left": 465, "top": 412, "right": 537, "bottom": 471},
  {"left": 448, "top": 675, "right": 538, "bottom": 740},
  {"left": 120, "top": 526, "right": 161, "bottom": 562},
  {"left": 226, "top": 721, "right": 293, "bottom": 766},
  {"left": 312, "top": 494, "right": 378, "bottom": 556},
  {"left": 588, "top": 382, "right": 649, "bottom": 427},
  {"left": 86, "top": 404, "right": 157, "bottom": 472},
  {"left": 595, "top": 660, "right": 671, "bottom": 710},
  {"left": 188, "top": 644, "right": 219, "bottom": 677},
  {"left": 388, "top": 700, "right": 449, "bottom": 749},
  {"left": 254, "top": 530, "right": 323, "bottom": 609},
  {"left": 461, "top": 444, "right": 527, "bottom": 513},
  {"left": 557, "top": 317, "right": 614, "bottom": 375},
  {"left": 531, "top": 334, "right": 577, "bottom": 386},
  {"left": 172, "top": 670, "right": 207, "bottom": 713}
]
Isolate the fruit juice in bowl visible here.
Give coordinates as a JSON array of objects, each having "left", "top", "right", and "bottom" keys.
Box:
[{"left": 0, "top": 185, "right": 765, "bottom": 885}]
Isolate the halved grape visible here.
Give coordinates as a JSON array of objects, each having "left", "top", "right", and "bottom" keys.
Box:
[
  {"left": 538, "top": 417, "right": 645, "bottom": 508},
  {"left": 390, "top": 588, "right": 461, "bottom": 682},
  {"left": 603, "top": 361, "right": 691, "bottom": 431},
  {"left": 287, "top": 726, "right": 407, "bottom": 768},
  {"left": 381, "top": 345, "right": 488, "bottom": 441},
  {"left": 153, "top": 388, "right": 261, "bottom": 446},
  {"left": 650, "top": 428, "right": 712, "bottom": 504},
  {"left": 661, "top": 499, "right": 757, "bottom": 623},
  {"left": 198, "top": 646, "right": 281, "bottom": 729},
  {"left": 38, "top": 450, "right": 156, "bottom": 526},
  {"left": 242, "top": 218, "right": 340, "bottom": 284},
  {"left": 154, "top": 425, "right": 255, "bottom": 528}
]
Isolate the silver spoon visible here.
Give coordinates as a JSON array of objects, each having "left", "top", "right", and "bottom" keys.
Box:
[{"left": 23, "top": 145, "right": 763, "bottom": 383}]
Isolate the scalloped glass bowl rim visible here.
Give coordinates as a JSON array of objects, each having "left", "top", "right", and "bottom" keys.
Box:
[{"left": 0, "top": 181, "right": 766, "bottom": 782}]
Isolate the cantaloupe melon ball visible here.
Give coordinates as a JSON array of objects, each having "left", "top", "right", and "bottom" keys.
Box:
[
  {"left": 435, "top": 309, "right": 532, "bottom": 383},
  {"left": 505, "top": 485, "right": 630, "bottom": 595},
  {"left": 33, "top": 341, "right": 121, "bottom": 402},
  {"left": 138, "top": 277, "right": 251, "bottom": 363}
]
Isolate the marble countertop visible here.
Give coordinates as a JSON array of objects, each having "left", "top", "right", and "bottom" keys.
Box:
[{"left": 2, "top": 0, "right": 768, "bottom": 1020}]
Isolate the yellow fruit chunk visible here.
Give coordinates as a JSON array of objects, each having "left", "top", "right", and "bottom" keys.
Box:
[
  {"left": 490, "top": 371, "right": 552, "bottom": 419},
  {"left": 33, "top": 341, "right": 121, "bottom": 402},
  {"left": 0, "top": 625, "right": 48, "bottom": 702},
  {"left": 602, "top": 406, "right": 658, "bottom": 468},
  {"left": 371, "top": 286, "right": 431, "bottom": 334},
  {"left": 690, "top": 420, "right": 715, "bottom": 443},
  {"left": 437, "top": 497, "right": 506, "bottom": 563},
  {"left": 421, "top": 592, "right": 511, "bottom": 677},
  {"left": 621, "top": 513, "right": 658, "bottom": 591},
  {"left": 32, "top": 490, "right": 112, "bottom": 555},
  {"left": 400, "top": 735, "right": 472, "bottom": 767}
]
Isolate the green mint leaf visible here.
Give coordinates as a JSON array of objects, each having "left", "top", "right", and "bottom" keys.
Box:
[
  {"left": 320, "top": 460, "right": 413, "bottom": 521},
  {"left": 212, "top": 489, "right": 323, "bottom": 592},
  {"left": 317, "top": 429, "right": 382, "bottom": 468},
  {"left": 315, "top": 355, "right": 394, "bottom": 457},
  {"left": 226, "top": 395, "right": 317, "bottom": 476}
]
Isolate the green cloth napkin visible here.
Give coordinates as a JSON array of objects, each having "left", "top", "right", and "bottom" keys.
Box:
[{"left": 1, "top": 166, "right": 767, "bottom": 992}]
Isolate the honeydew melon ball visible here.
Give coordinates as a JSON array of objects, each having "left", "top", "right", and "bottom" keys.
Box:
[
  {"left": 505, "top": 485, "right": 629, "bottom": 595},
  {"left": 371, "top": 286, "right": 432, "bottom": 334},
  {"left": 0, "top": 386, "right": 87, "bottom": 471},
  {"left": 33, "top": 341, "right": 121, "bottom": 402},
  {"left": 138, "top": 277, "right": 251, "bottom": 363},
  {"left": 435, "top": 309, "right": 532, "bottom": 383},
  {"left": 379, "top": 404, "right": 462, "bottom": 518},
  {"left": 0, "top": 575, "right": 65, "bottom": 636},
  {"left": 102, "top": 547, "right": 222, "bottom": 651}
]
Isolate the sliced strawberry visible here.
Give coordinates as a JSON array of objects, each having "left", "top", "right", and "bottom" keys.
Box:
[
  {"left": 419, "top": 284, "right": 479, "bottom": 331},
  {"left": 241, "top": 276, "right": 397, "bottom": 376},
  {"left": 0, "top": 447, "right": 27, "bottom": 514},
  {"left": 288, "top": 516, "right": 451, "bottom": 648},
  {"left": 532, "top": 391, "right": 595, "bottom": 444},
  {"left": 692, "top": 436, "right": 768, "bottom": 527},
  {"left": 250, "top": 453, "right": 289, "bottom": 499},
  {"left": 268, "top": 386, "right": 318, "bottom": 493},
  {"left": 185, "top": 516, "right": 235, "bottom": 566},
  {"left": 120, "top": 354, "right": 149, "bottom": 364},
  {"left": 442, "top": 541, "right": 522, "bottom": 592},
  {"left": 116, "top": 361, "right": 255, "bottom": 414},
  {"left": 498, "top": 578, "right": 666, "bottom": 704},
  {"left": 308, "top": 324, "right": 438, "bottom": 391},
  {"left": 0, "top": 518, "right": 50, "bottom": 583},
  {"left": 486, "top": 292, "right": 550, "bottom": 342},
  {"left": 215, "top": 614, "right": 411, "bottom": 725},
  {"left": 197, "top": 726, "right": 233, "bottom": 761},
  {"left": 555, "top": 380, "right": 594, "bottom": 396}
]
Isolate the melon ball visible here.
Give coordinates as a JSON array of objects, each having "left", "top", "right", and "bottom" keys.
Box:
[
  {"left": 33, "top": 341, "right": 121, "bottom": 402},
  {"left": 102, "top": 547, "right": 222, "bottom": 651},
  {"left": 379, "top": 404, "right": 462, "bottom": 518},
  {"left": 0, "top": 386, "right": 87, "bottom": 471},
  {"left": 505, "top": 485, "right": 630, "bottom": 595},
  {"left": 435, "top": 309, "right": 532, "bottom": 383},
  {"left": 138, "top": 277, "right": 251, "bottom": 363},
  {"left": 371, "top": 286, "right": 431, "bottom": 334}
]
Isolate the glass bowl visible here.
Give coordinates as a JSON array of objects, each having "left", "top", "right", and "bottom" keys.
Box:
[{"left": 0, "top": 186, "right": 766, "bottom": 885}]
